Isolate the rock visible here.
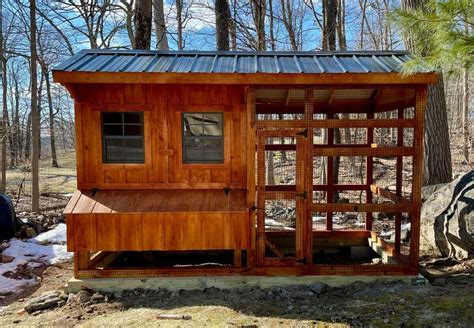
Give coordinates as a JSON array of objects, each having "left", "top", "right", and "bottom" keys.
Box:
[
  {"left": 0, "top": 242, "right": 10, "bottom": 251},
  {"left": 420, "top": 171, "right": 474, "bottom": 260},
  {"left": 25, "top": 227, "right": 37, "bottom": 238},
  {"left": 91, "top": 293, "right": 105, "bottom": 303},
  {"left": 1, "top": 254, "right": 14, "bottom": 263},
  {"left": 76, "top": 291, "right": 92, "bottom": 304},
  {"left": 308, "top": 282, "right": 328, "bottom": 295},
  {"left": 57, "top": 300, "right": 66, "bottom": 307},
  {"left": 66, "top": 293, "right": 75, "bottom": 304},
  {"left": 24, "top": 291, "right": 62, "bottom": 313}
]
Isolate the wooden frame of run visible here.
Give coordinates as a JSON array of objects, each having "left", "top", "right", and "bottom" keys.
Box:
[{"left": 70, "top": 84, "right": 427, "bottom": 279}]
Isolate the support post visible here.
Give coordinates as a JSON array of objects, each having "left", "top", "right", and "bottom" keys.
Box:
[{"left": 409, "top": 88, "right": 427, "bottom": 270}]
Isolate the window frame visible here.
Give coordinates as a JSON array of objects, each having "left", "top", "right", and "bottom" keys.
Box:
[
  {"left": 182, "top": 112, "right": 224, "bottom": 164},
  {"left": 101, "top": 112, "right": 145, "bottom": 164}
]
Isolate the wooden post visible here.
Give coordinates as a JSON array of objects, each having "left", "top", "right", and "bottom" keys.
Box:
[
  {"left": 410, "top": 88, "right": 427, "bottom": 270},
  {"left": 246, "top": 87, "right": 256, "bottom": 268},
  {"left": 326, "top": 113, "right": 334, "bottom": 231},
  {"left": 304, "top": 88, "right": 314, "bottom": 267},
  {"left": 366, "top": 111, "right": 374, "bottom": 231},
  {"left": 395, "top": 108, "right": 404, "bottom": 253},
  {"left": 74, "top": 252, "right": 91, "bottom": 278}
]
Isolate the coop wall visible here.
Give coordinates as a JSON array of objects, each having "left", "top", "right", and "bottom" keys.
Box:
[{"left": 72, "top": 84, "right": 248, "bottom": 190}]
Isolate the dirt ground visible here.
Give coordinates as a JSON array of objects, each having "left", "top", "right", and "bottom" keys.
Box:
[{"left": 0, "top": 260, "right": 473, "bottom": 327}]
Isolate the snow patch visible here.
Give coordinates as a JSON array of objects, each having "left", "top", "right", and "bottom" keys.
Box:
[
  {"left": 0, "top": 224, "right": 72, "bottom": 296},
  {"left": 29, "top": 223, "right": 67, "bottom": 245}
]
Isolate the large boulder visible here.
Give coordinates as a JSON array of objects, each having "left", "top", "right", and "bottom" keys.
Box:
[{"left": 420, "top": 171, "right": 473, "bottom": 260}]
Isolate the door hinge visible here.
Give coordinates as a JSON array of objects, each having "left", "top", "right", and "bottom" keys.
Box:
[
  {"left": 295, "top": 191, "right": 307, "bottom": 200},
  {"left": 296, "top": 129, "right": 308, "bottom": 138}
]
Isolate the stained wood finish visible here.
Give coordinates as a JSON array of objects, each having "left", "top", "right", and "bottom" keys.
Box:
[
  {"left": 68, "top": 211, "right": 249, "bottom": 252},
  {"left": 74, "top": 84, "right": 247, "bottom": 190}
]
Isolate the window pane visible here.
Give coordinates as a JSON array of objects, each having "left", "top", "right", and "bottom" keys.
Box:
[
  {"left": 184, "top": 124, "right": 203, "bottom": 136},
  {"left": 103, "top": 124, "right": 123, "bottom": 136},
  {"left": 204, "top": 149, "right": 223, "bottom": 162},
  {"left": 105, "top": 138, "right": 144, "bottom": 163},
  {"left": 182, "top": 112, "right": 223, "bottom": 163},
  {"left": 124, "top": 125, "right": 143, "bottom": 136},
  {"left": 203, "top": 113, "right": 222, "bottom": 125},
  {"left": 203, "top": 125, "right": 222, "bottom": 136},
  {"left": 103, "top": 112, "right": 122, "bottom": 124},
  {"left": 124, "top": 112, "right": 143, "bottom": 124}
]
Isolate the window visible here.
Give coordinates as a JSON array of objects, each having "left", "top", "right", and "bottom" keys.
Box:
[
  {"left": 102, "top": 112, "right": 144, "bottom": 163},
  {"left": 182, "top": 112, "right": 224, "bottom": 163}
]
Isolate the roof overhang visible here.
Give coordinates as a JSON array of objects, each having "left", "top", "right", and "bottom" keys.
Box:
[{"left": 52, "top": 71, "right": 438, "bottom": 85}]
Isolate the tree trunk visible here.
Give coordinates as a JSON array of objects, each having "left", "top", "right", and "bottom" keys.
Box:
[
  {"left": 30, "top": 0, "right": 40, "bottom": 212},
  {"left": 322, "top": 0, "right": 337, "bottom": 50},
  {"left": 462, "top": 67, "right": 470, "bottom": 164},
  {"left": 230, "top": 0, "right": 237, "bottom": 50},
  {"left": 0, "top": 57, "right": 6, "bottom": 192},
  {"left": 337, "top": 0, "right": 346, "bottom": 50},
  {"left": 43, "top": 68, "right": 58, "bottom": 168},
  {"left": 153, "top": 0, "right": 168, "bottom": 50},
  {"left": 133, "top": 0, "right": 152, "bottom": 50},
  {"left": 251, "top": 0, "right": 266, "bottom": 50},
  {"left": 0, "top": 0, "right": 6, "bottom": 192},
  {"left": 215, "top": 0, "right": 231, "bottom": 50},
  {"left": 401, "top": 0, "right": 452, "bottom": 186},
  {"left": 176, "top": 0, "right": 184, "bottom": 50}
]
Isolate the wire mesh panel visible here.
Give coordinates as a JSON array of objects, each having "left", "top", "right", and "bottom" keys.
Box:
[{"left": 253, "top": 86, "right": 424, "bottom": 274}]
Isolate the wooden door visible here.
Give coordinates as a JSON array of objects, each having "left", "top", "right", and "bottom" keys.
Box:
[{"left": 256, "top": 129, "right": 308, "bottom": 267}]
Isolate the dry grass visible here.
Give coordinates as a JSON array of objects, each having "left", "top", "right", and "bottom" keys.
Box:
[{"left": 6, "top": 151, "right": 77, "bottom": 194}]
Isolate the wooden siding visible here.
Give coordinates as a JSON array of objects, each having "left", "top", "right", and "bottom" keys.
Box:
[
  {"left": 74, "top": 84, "right": 247, "bottom": 190},
  {"left": 68, "top": 212, "right": 250, "bottom": 252}
]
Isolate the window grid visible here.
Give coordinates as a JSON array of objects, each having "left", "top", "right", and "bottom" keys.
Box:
[
  {"left": 102, "top": 112, "right": 144, "bottom": 163},
  {"left": 182, "top": 112, "right": 224, "bottom": 164}
]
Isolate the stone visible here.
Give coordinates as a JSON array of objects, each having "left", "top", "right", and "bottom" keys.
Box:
[
  {"left": 0, "top": 242, "right": 10, "bottom": 251},
  {"left": 1, "top": 254, "right": 14, "bottom": 263},
  {"left": 420, "top": 171, "right": 473, "bottom": 260},
  {"left": 308, "top": 282, "right": 328, "bottom": 295},
  {"left": 25, "top": 227, "right": 37, "bottom": 238},
  {"left": 24, "top": 291, "right": 62, "bottom": 313},
  {"left": 76, "top": 291, "right": 92, "bottom": 304},
  {"left": 91, "top": 293, "right": 105, "bottom": 303},
  {"left": 66, "top": 293, "right": 75, "bottom": 304}
]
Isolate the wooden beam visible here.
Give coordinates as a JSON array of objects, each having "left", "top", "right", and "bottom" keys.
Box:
[
  {"left": 313, "top": 146, "right": 415, "bottom": 157},
  {"left": 53, "top": 71, "right": 439, "bottom": 85},
  {"left": 313, "top": 203, "right": 413, "bottom": 213},
  {"left": 256, "top": 118, "right": 417, "bottom": 130}
]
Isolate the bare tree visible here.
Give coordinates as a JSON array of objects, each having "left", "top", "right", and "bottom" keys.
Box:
[
  {"left": 215, "top": 0, "right": 231, "bottom": 50},
  {"left": 30, "top": 0, "right": 39, "bottom": 211},
  {"left": 133, "top": 0, "right": 152, "bottom": 49},
  {"left": 154, "top": 0, "right": 168, "bottom": 49}
]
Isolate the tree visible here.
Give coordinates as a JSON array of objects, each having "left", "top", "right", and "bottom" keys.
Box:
[
  {"left": 133, "top": 0, "right": 152, "bottom": 49},
  {"left": 394, "top": 0, "right": 454, "bottom": 185},
  {"left": 154, "top": 0, "right": 169, "bottom": 49},
  {"left": 215, "top": 0, "right": 231, "bottom": 50},
  {"left": 30, "top": 0, "right": 39, "bottom": 211}
]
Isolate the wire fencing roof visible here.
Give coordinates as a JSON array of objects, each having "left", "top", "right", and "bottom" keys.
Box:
[{"left": 53, "top": 50, "right": 424, "bottom": 74}]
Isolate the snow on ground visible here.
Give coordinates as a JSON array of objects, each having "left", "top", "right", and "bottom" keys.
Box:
[{"left": 0, "top": 224, "right": 72, "bottom": 296}]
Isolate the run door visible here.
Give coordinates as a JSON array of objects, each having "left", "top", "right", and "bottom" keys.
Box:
[{"left": 256, "top": 129, "right": 308, "bottom": 266}]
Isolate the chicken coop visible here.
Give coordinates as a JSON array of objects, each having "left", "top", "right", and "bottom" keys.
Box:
[{"left": 53, "top": 50, "right": 436, "bottom": 278}]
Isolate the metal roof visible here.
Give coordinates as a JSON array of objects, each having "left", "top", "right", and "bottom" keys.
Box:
[{"left": 53, "top": 49, "right": 424, "bottom": 74}]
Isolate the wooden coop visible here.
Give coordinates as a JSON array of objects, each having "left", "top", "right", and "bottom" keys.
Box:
[{"left": 53, "top": 50, "right": 437, "bottom": 278}]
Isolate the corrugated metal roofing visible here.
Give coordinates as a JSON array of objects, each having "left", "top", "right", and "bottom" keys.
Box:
[{"left": 53, "top": 50, "right": 425, "bottom": 74}]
